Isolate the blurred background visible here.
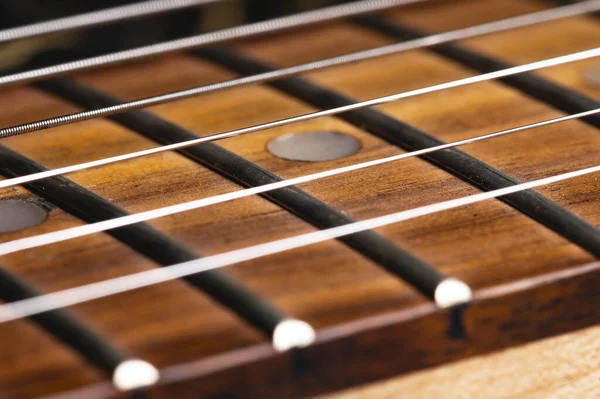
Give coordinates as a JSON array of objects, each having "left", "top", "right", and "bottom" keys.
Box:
[{"left": 0, "top": 0, "right": 350, "bottom": 72}]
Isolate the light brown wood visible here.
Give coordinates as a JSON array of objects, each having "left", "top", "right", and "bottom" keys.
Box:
[
  {"left": 0, "top": 0, "right": 599, "bottom": 397},
  {"left": 322, "top": 322, "right": 600, "bottom": 399}
]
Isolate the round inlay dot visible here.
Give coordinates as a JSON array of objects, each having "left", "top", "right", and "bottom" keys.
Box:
[
  {"left": 0, "top": 200, "right": 48, "bottom": 233},
  {"left": 267, "top": 131, "right": 361, "bottom": 162}
]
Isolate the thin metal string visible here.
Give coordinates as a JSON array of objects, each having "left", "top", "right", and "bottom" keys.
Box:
[
  {"left": 1, "top": 0, "right": 598, "bottom": 139},
  {"left": 0, "top": 46, "right": 598, "bottom": 189},
  {"left": 1, "top": 157, "right": 599, "bottom": 323},
  {"left": 0, "top": 107, "right": 598, "bottom": 256},
  {"left": 0, "top": 0, "right": 224, "bottom": 44},
  {"left": 0, "top": 0, "right": 427, "bottom": 88},
  {"left": 0, "top": 0, "right": 597, "bottom": 324}
]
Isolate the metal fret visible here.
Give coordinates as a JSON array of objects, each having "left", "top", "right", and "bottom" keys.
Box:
[
  {"left": 1, "top": 0, "right": 599, "bottom": 395},
  {"left": 0, "top": 266, "right": 145, "bottom": 391},
  {"left": 357, "top": 15, "right": 600, "bottom": 131},
  {"left": 0, "top": 46, "right": 598, "bottom": 189},
  {"left": 37, "top": 77, "right": 451, "bottom": 306},
  {"left": 202, "top": 47, "right": 600, "bottom": 262},
  {"left": 0, "top": 0, "right": 426, "bottom": 88},
  {"left": 0, "top": 1, "right": 598, "bottom": 139},
  {"left": 1, "top": 107, "right": 597, "bottom": 259},
  {"left": 2, "top": 158, "right": 600, "bottom": 323},
  {"left": 0, "top": 144, "right": 302, "bottom": 354}
]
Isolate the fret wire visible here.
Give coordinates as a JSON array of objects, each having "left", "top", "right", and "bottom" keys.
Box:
[
  {"left": 0, "top": 267, "right": 134, "bottom": 386},
  {"left": 0, "top": 0, "right": 427, "bottom": 88},
  {"left": 0, "top": 0, "right": 224, "bottom": 44},
  {"left": 0, "top": 107, "right": 597, "bottom": 257},
  {"left": 356, "top": 12, "right": 600, "bottom": 132},
  {"left": 0, "top": 46, "right": 598, "bottom": 190},
  {"left": 1, "top": 0, "right": 598, "bottom": 139},
  {"left": 42, "top": 80, "right": 454, "bottom": 304},
  {"left": 0, "top": 132, "right": 301, "bottom": 353},
  {"left": 0, "top": 1, "right": 595, "bottom": 387},
  {"left": 2, "top": 156, "right": 600, "bottom": 323}
]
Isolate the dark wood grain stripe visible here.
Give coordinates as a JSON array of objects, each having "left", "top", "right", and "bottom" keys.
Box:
[
  {"left": 0, "top": 266, "right": 127, "bottom": 376},
  {"left": 0, "top": 142, "right": 288, "bottom": 339},
  {"left": 34, "top": 74, "right": 448, "bottom": 301},
  {"left": 195, "top": 47, "right": 600, "bottom": 259}
]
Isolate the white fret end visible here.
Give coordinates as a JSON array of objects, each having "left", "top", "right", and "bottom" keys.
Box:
[
  {"left": 112, "top": 359, "right": 159, "bottom": 391},
  {"left": 272, "top": 319, "right": 316, "bottom": 352},
  {"left": 434, "top": 278, "right": 472, "bottom": 308}
]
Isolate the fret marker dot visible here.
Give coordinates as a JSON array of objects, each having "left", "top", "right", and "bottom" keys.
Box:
[
  {"left": 268, "top": 131, "right": 361, "bottom": 162},
  {"left": 0, "top": 200, "right": 48, "bottom": 233}
]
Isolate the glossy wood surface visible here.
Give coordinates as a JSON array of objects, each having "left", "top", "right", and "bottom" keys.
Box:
[
  {"left": 0, "top": 0, "right": 599, "bottom": 397},
  {"left": 323, "top": 322, "right": 600, "bottom": 399}
]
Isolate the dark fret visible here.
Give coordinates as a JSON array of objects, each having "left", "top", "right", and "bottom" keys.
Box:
[
  {"left": 0, "top": 144, "right": 288, "bottom": 341},
  {"left": 34, "top": 76, "right": 449, "bottom": 303},
  {"left": 0, "top": 2, "right": 597, "bottom": 397},
  {"left": 0, "top": 266, "right": 127, "bottom": 376},
  {"left": 354, "top": 16, "right": 600, "bottom": 132},
  {"left": 143, "top": 259, "right": 600, "bottom": 399},
  {"left": 194, "top": 47, "right": 600, "bottom": 259}
]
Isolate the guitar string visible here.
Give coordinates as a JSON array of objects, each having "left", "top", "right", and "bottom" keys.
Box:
[
  {"left": 0, "top": 0, "right": 597, "bottom": 324},
  {"left": 0, "top": 1, "right": 596, "bottom": 390},
  {"left": 0, "top": 107, "right": 598, "bottom": 257},
  {"left": 1, "top": 0, "right": 598, "bottom": 139},
  {"left": 1, "top": 157, "right": 599, "bottom": 323},
  {"left": 0, "top": 0, "right": 225, "bottom": 44},
  {"left": 0, "top": 46, "right": 598, "bottom": 190},
  {"left": 0, "top": 0, "right": 428, "bottom": 88}
]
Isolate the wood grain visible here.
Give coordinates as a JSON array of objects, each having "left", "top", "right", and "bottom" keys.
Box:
[
  {"left": 321, "top": 321, "right": 600, "bottom": 399},
  {"left": 0, "top": 0, "right": 599, "bottom": 397}
]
